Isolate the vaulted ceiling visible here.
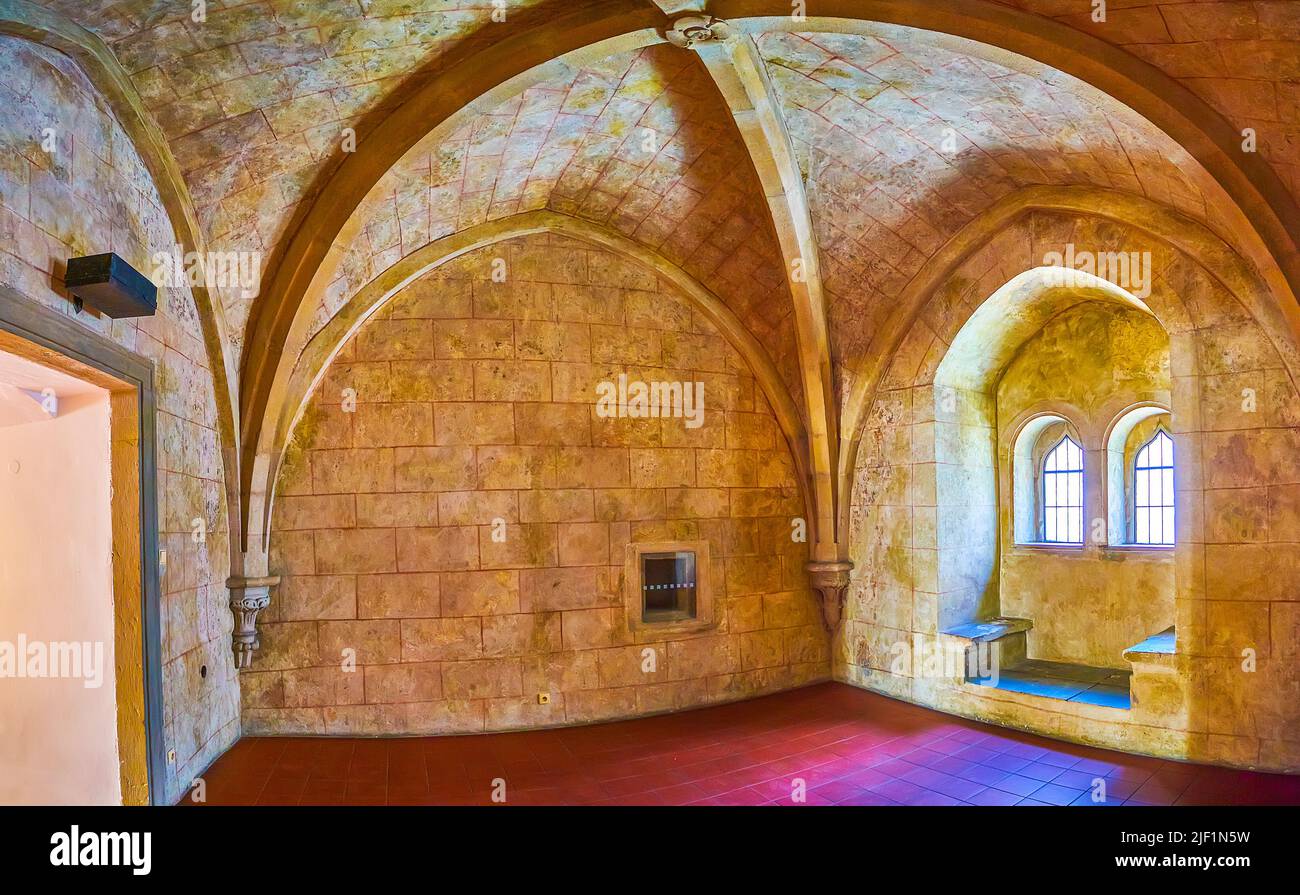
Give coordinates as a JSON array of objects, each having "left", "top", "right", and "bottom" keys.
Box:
[
  {"left": 314, "top": 43, "right": 799, "bottom": 395},
  {"left": 18, "top": 0, "right": 1300, "bottom": 564},
  {"left": 39, "top": 0, "right": 603, "bottom": 348},
  {"left": 757, "top": 25, "right": 1216, "bottom": 395},
  {"left": 34, "top": 0, "right": 1300, "bottom": 371}
]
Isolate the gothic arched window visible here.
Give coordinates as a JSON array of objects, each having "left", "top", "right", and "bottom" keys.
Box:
[
  {"left": 1041, "top": 435, "right": 1084, "bottom": 544},
  {"left": 1132, "top": 430, "right": 1175, "bottom": 545}
]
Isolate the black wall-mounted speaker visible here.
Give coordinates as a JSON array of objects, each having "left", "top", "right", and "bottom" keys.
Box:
[{"left": 65, "top": 252, "right": 158, "bottom": 318}]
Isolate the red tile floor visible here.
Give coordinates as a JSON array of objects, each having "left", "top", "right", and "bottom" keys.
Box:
[{"left": 186, "top": 683, "right": 1300, "bottom": 806}]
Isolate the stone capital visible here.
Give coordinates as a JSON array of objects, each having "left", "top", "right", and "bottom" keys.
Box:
[
  {"left": 226, "top": 575, "right": 279, "bottom": 670},
  {"left": 806, "top": 560, "right": 853, "bottom": 633}
]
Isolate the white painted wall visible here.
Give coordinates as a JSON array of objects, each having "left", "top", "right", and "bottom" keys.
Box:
[{"left": 0, "top": 355, "right": 119, "bottom": 805}]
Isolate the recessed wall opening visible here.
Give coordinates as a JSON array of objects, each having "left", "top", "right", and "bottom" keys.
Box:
[
  {"left": 0, "top": 295, "right": 163, "bottom": 806},
  {"left": 640, "top": 551, "right": 698, "bottom": 623},
  {"left": 1107, "top": 405, "right": 1176, "bottom": 548},
  {"left": 624, "top": 540, "right": 715, "bottom": 636},
  {"left": 932, "top": 269, "right": 1177, "bottom": 712},
  {"left": 0, "top": 349, "right": 119, "bottom": 804}
]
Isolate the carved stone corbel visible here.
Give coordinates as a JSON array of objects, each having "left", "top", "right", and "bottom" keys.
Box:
[
  {"left": 806, "top": 560, "right": 853, "bottom": 633},
  {"left": 226, "top": 575, "right": 278, "bottom": 669},
  {"left": 664, "top": 14, "right": 733, "bottom": 48}
]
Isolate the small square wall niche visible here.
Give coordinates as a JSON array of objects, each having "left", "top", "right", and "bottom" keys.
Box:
[
  {"left": 642, "top": 551, "right": 696, "bottom": 620},
  {"left": 625, "top": 541, "right": 714, "bottom": 634}
]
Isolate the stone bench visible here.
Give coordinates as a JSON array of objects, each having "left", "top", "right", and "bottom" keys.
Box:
[
  {"left": 1122, "top": 626, "right": 1176, "bottom": 663},
  {"left": 1122, "top": 626, "right": 1184, "bottom": 724},
  {"left": 941, "top": 616, "right": 1033, "bottom": 679}
]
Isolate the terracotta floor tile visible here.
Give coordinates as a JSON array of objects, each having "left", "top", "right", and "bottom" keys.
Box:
[
  {"left": 1037, "top": 750, "right": 1084, "bottom": 770},
  {"left": 928, "top": 773, "right": 988, "bottom": 801},
  {"left": 310, "top": 755, "right": 353, "bottom": 781},
  {"left": 871, "top": 778, "right": 927, "bottom": 802},
  {"left": 954, "top": 745, "right": 999, "bottom": 764},
  {"left": 1050, "top": 768, "right": 1102, "bottom": 790},
  {"left": 1129, "top": 778, "right": 1189, "bottom": 806},
  {"left": 991, "top": 774, "right": 1046, "bottom": 798},
  {"left": 183, "top": 683, "right": 1299, "bottom": 807},
  {"left": 1019, "top": 761, "right": 1067, "bottom": 783},
  {"left": 966, "top": 787, "right": 1021, "bottom": 806},
  {"left": 299, "top": 779, "right": 346, "bottom": 806},
  {"left": 1096, "top": 776, "right": 1143, "bottom": 800},
  {"left": 808, "top": 779, "right": 867, "bottom": 802},
  {"left": 838, "top": 791, "right": 904, "bottom": 806},
  {"left": 344, "top": 782, "right": 387, "bottom": 805},
  {"left": 905, "top": 789, "right": 964, "bottom": 806},
  {"left": 199, "top": 790, "right": 259, "bottom": 806},
  {"left": 723, "top": 787, "right": 778, "bottom": 806},
  {"left": 984, "top": 753, "right": 1034, "bottom": 774},
  {"left": 956, "top": 764, "right": 1010, "bottom": 787},
  {"left": 1031, "top": 783, "right": 1087, "bottom": 806}
]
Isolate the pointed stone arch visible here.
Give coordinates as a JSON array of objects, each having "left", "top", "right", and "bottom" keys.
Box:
[
  {"left": 245, "top": 210, "right": 811, "bottom": 562},
  {"left": 842, "top": 191, "right": 1300, "bottom": 767},
  {"left": 840, "top": 184, "right": 1300, "bottom": 544}
]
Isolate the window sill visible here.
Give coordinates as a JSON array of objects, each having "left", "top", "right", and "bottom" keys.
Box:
[
  {"left": 629, "top": 618, "right": 717, "bottom": 638},
  {"left": 1009, "top": 542, "right": 1175, "bottom": 559},
  {"left": 1100, "top": 544, "right": 1176, "bottom": 562}
]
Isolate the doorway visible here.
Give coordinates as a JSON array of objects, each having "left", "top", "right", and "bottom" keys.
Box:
[{"left": 0, "top": 290, "right": 164, "bottom": 804}]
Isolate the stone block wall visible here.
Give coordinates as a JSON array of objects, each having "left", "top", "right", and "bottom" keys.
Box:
[
  {"left": 0, "top": 37, "right": 237, "bottom": 802},
  {"left": 244, "top": 232, "right": 827, "bottom": 734}
]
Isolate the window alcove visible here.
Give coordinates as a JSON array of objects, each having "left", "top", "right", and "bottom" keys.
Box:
[{"left": 930, "top": 270, "right": 1178, "bottom": 712}]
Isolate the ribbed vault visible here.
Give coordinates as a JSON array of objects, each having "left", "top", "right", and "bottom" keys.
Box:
[
  {"left": 37, "top": 0, "right": 1300, "bottom": 359},
  {"left": 311, "top": 44, "right": 798, "bottom": 391},
  {"left": 21, "top": 0, "right": 1300, "bottom": 578},
  {"left": 757, "top": 25, "right": 1226, "bottom": 406}
]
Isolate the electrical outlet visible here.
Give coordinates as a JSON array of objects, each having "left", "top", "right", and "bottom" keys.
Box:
[{"left": 537, "top": 692, "right": 550, "bottom": 705}]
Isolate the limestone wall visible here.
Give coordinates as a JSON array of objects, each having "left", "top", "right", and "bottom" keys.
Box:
[
  {"left": 244, "top": 232, "right": 827, "bottom": 734},
  {"left": 0, "top": 37, "right": 236, "bottom": 802}
]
